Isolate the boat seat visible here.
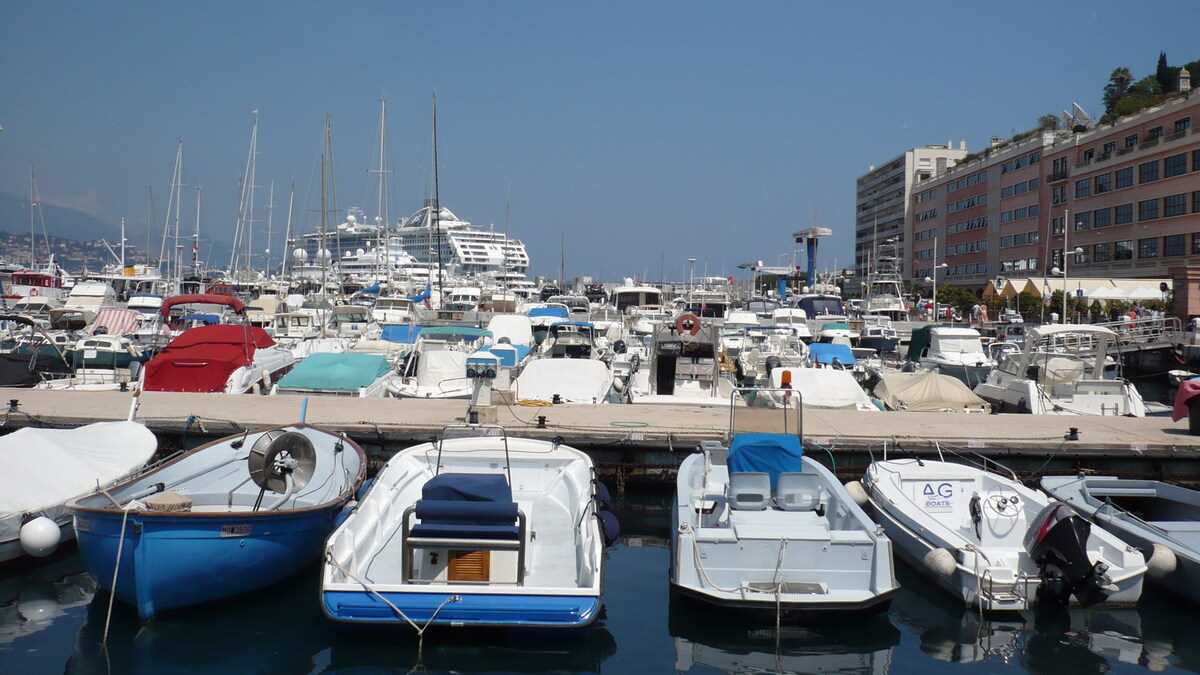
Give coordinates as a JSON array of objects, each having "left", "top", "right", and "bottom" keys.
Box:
[
  {"left": 729, "top": 472, "right": 771, "bottom": 511},
  {"left": 775, "top": 473, "right": 821, "bottom": 512},
  {"left": 410, "top": 473, "right": 521, "bottom": 541}
]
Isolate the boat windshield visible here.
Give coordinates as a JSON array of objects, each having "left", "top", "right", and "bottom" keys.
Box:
[{"left": 936, "top": 337, "right": 983, "bottom": 354}]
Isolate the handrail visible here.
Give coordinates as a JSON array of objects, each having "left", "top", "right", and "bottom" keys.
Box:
[{"left": 728, "top": 386, "right": 802, "bottom": 443}]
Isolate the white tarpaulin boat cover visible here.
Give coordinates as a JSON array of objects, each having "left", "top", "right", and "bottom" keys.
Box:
[
  {"left": 515, "top": 359, "right": 613, "bottom": 403},
  {"left": 876, "top": 371, "right": 990, "bottom": 413},
  {"left": 0, "top": 421, "right": 157, "bottom": 542},
  {"left": 769, "top": 368, "right": 878, "bottom": 411},
  {"left": 87, "top": 308, "right": 141, "bottom": 336}
]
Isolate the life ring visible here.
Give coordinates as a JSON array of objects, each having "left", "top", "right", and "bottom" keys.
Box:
[
  {"left": 675, "top": 312, "right": 701, "bottom": 336},
  {"left": 29, "top": 287, "right": 38, "bottom": 297}
]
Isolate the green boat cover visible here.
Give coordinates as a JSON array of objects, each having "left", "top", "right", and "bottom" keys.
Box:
[
  {"left": 277, "top": 352, "right": 391, "bottom": 392},
  {"left": 906, "top": 325, "right": 932, "bottom": 362}
]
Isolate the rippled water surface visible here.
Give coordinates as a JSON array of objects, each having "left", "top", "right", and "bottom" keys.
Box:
[{"left": 2, "top": 491, "right": 1199, "bottom": 674}]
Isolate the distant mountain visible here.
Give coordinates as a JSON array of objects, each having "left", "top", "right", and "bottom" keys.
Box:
[{"left": 0, "top": 191, "right": 124, "bottom": 243}]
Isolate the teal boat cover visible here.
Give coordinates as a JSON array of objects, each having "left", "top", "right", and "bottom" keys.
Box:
[{"left": 277, "top": 353, "right": 391, "bottom": 392}]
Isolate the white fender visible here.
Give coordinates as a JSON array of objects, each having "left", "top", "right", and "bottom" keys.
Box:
[
  {"left": 923, "top": 547, "right": 957, "bottom": 578},
  {"left": 1146, "top": 543, "right": 1177, "bottom": 580},
  {"left": 19, "top": 516, "right": 61, "bottom": 557},
  {"left": 845, "top": 480, "right": 869, "bottom": 507}
]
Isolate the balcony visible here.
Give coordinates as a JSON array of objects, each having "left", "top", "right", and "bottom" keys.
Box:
[
  {"left": 1116, "top": 146, "right": 1135, "bottom": 156},
  {"left": 1049, "top": 169, "right": 1070, "bottom": 182},
  {"left": 1165, "top": 129, "right": 1188, "bottom": 142},
  {"left": 1139, "top": 136, "right": 1161, "bottom": 150},
  {"left": 1075, "top": 157, "right": 1093, "bottom": 168}
]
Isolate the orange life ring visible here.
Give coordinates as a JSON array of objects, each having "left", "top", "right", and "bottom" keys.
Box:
[
  {"left": 29, "top": 287, "right": 38, "bottom": 297},
  {"left": 675, "top": 312, "right": 701, "bottom": 336}
]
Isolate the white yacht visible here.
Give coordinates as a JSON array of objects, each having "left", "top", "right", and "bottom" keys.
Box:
[
  {"left": 391, "top": 201, "right": 530, "bottom": 278},
  {"left": 973, "top": 324, "right": 1145, "bottom": 416},
  {"left": 629, "top": 321, "right": 740, "bottom": 406},
  {"left": 909, "top": 326, "right": 995, "bottom": 388}
]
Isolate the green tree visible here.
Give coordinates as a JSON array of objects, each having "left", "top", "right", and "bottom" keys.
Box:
[
  {"left": 1157, "top": 51, "right": 1172, "bottom": 93},
  {"left": 1102, "top": 67, "right": 1133, "bottom": 116}
]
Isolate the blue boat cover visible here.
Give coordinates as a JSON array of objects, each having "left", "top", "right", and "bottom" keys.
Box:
[
  {"left": 415, "top": 473, "right": 519, "bottom": 540},
  {"left": 381, "top": 324, "right": 422, "bottom": 344},
  {"left": 727, "top": 433, "right": 803, "bottom": 489},
  {"left": 529, "top": 306, "right": 569, "bottom": 319},
  {"left": 422, "top": 473, "right": 512, "bottom": 503},
  {"left": 277, "top": 352, "right": 391, "bottom": 392},
  {"left": 419, "top": 326, "right": 492, "bottom": 342},
  {"left": 810, "top": 343, "right": 856, "bottom": 366},
  {"left": 488, "top": 344, "right": 519, "bottom": 367},
  {"left": 360, "top": 282, "right": 381, "bottom": 295}
]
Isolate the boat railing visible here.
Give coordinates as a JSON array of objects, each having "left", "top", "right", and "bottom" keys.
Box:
[
  {"left": 926, "top": 442, "right": 1020, "bottom": 483},
  {"left": 435, "top": 424, "right": 513, "bottom": 486},
  {"left": 727, "top": 387, "right": 802, "bottom": 443}
]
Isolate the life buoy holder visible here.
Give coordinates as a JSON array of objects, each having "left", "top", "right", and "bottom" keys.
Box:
[
  {"left": 29, "top": 287, "right": 38, "bottom": 297},
  {"left": 675, "top": 312, "right": 701, "bottom": 336}
]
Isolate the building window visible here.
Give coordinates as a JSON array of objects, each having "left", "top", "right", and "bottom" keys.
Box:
[
  {"left": 1052, "top": 184, "right": 1066, "bottom": 205},
  {"left": 1194, "top": 233, "right": 1200, "bottom": 255},
  {"left": 1194, "top": 149, "right": 1200, "bottom": 172},
  {"left": 1075, "top": 248, "right": 1088, "bottom": 265},
  {"left": 1115, "top": 203, "right": 1134, "bottom": 224},
  {"left": 1149, "top": 126, "right": 1163, "bottom": 140},
  {"left": 1075, "top": 178, "right": 1091, "bottom": 198},
  {"left": 1075, "top": 211, "right": 1091, "bottom": 230},
  {"left": 1165, "top": 153, "right": 1188, "bottom": 178},
  {"left": 1051, "top": 216, "right": 1064, "bottom": 235},
  {"left": 1125, "top": 134, "right": 1138, "bottom": 148},
  {"left": 1093, "top": 207, "right": 1111, "bottom": 228},
  {"left": 1103, "top": 141, "right": 1117, "bottom": 157},
  {"left": 1165, "top": 234, "right": 1186, "bottom": 257},
  {"left": 1165, "top": 193, "right": 1188, "bottom": 217},
  {"left": 1178, "top": 117, "right": 1193, "bottom": 134},
  {"left": 1139, "top": 199, "right": 1159, "bottom": 221},
  {"left": 1139, "top": 160, "right": 1160, "bottom": 183},
  {"left": 1195, "top": 191, "right": 1200, "bottom": 213},
  {"left": 1114, "top": 240, "right": 1134, "bottom": 260},
  {"left": 1139, "top": 237, "right": 1159, "bottom": 258},
  {"left": 1093, "top": 242, "right": 1111, "bottom": 262},
  {"left": 1115, "top": 166, "right": 1134, "bottom": 189},
  {"left": 1095, "top": 173, "right": 1112, "bottom": 193}
]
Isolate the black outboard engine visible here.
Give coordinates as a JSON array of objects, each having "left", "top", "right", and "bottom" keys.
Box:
[
  {"left": 1024, "top": 503, "right": 1114, "bottom": 607},
  {"left": 763, "top": 355, "right": 781, "bottom": 379}
]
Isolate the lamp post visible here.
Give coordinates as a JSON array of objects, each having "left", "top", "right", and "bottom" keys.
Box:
[
  {"left": 1050, "top": 245, "right": 1085, "bottom": 323},
  {"left": 924, "top": 235, "right": 949, "bottom": 321}
]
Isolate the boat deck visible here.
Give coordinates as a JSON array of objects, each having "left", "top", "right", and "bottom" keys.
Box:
[{"left": 2, "top": 388, "right": 1199, "bottom": 482}]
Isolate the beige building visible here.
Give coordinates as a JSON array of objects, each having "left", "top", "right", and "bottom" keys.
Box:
[
  {"left": 855, "top": 144, "right": 967, "bottom": 284},
  {"left": 1041, "top": 91, "right": 1200, "bottom": 280}
]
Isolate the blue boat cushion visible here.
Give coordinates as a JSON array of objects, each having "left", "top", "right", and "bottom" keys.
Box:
[
  {"left": 727, "top": 433, "right": 803, "bottom": 490},
  {"left": 412, "top": 474, "right": 520, "bottom": 540},
  {"left": 421, "top": 473, "right": 513, "bottom": 503}
]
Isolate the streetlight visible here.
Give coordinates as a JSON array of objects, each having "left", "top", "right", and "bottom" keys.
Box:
[
  {"left": 1050, "top": 245, "right": 1084, "bottom": 323},
  {"left": 924, "top": 263, "right": 949, "bottom": 322}
]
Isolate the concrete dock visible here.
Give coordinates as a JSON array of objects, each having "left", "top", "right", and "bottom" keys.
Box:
[{"left": 1, "top": 388, "right": 1198, "bottom": 484}]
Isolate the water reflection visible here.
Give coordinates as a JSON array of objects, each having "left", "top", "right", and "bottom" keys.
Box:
[
  {"left": 668, "top": 593, "right": 899, "bottom": 674},
  {"left": 891, "top": 560, "right": 1197, "bottom": 672},
  {"left": 0, "top": 552, "right": 96, "bottom": 646},
  {"left": 63, "top": 565, "right": 617, "bottom": 674}
]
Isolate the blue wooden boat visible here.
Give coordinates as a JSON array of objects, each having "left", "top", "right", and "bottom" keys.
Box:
[{"left": 70, "top": 424, "right": 366, "bottom": 620}]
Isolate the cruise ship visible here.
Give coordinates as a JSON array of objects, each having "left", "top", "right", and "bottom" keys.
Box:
[{"left": 299, "top": 201, "right": 531, "bottom": 283}]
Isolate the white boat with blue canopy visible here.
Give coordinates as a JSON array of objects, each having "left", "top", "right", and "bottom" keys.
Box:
[
  {"left": 322, "top": 425, "right": 617, "bottom": 629},
  {"left": 671, "top": 391, "right": 897, "bottom": 613},
  {"left": 271, "top": 352, "right": 395, "bottom": 398}
]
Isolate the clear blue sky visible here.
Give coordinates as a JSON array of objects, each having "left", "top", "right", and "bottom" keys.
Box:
[{"left": 1, "top": 1, "right": 1197, "bottom": 279}]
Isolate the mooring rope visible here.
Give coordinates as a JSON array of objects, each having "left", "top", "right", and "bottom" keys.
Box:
[{"left": 101, "top": 506, "right": 132, "bottom": 648}]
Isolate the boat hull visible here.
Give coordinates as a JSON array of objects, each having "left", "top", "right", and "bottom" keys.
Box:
[
  {"left": 322, "top": 590, "right": 602, "bottom": 628},
  {"left": 75, "top": 504, "right": 343, "bottom": 620}
]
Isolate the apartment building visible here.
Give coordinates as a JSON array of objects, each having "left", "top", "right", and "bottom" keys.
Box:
[
  {"left": 909, "top": 133, "right": 1057, "bottom": 290},
  {"left": 855, "top": 144, "right": 967, "bottom": 283},
  {"left": 1041, "top": 93, "right": 1200, "bottom": 280}
]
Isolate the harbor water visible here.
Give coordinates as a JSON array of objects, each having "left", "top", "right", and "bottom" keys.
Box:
[{"left": 3, "top": 489, "right": 1198, "bottom": 675}]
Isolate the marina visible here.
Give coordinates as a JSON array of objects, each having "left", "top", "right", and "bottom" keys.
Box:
[{"left": 7, "top": 4, "right": 1200, "bottom": 673}]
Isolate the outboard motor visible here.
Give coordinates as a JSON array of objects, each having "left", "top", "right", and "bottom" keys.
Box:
[
  {"left": 1024, "top": 503, "right": 1115, "bottom": 607},
  {"left": 763, "top": 355, "right": 781, "bottom": 379},
  {"left": 612, "top": 339, "right": 627, "bottom": 355}
]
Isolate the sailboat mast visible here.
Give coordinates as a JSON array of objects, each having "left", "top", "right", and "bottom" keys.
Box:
[
  {"left": 264, "top": 180, "right": 274, "bottom": 276},
  {"left": 281, "top": 182, "right": 294, "bottom": 279},
  {"left": 28, "top": 165, "right": 35, "bottom": 267},
  {"left": 120, "top": 217, "right": 126, "bottom": 268},
  {"left": 320, "top": 114, "right": 331, "bottom": 303},
  {"left": 173, "top": 141, "right": 184, "bottom": 289},
  {"left": 193, "top": 185, "right": 202, "bottom": 274},
  {"left": 559, "top": 233, "right": 565, "bottom": 291},
  {"left": 159, "top": 140, "right": 182, "bottom": 281},
  {"left": 372, "top": 97, "right": 391, "bottom": 282},
  {"left": 432, "top": 93, "right": 443, "bottom": 299}
]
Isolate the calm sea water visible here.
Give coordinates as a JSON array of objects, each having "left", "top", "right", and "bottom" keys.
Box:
[{"left": 2, "top": 490, "right": 1198, "bottom": 675}]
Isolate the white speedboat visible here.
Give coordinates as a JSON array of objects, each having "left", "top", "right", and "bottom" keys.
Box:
[
  {"left": 629, "top": 318, "right": 740, "bottom": 406},
  {"left": 0, "top": 421, "right": 156, "bottom": 562},
  {"left": 973, "top": 325, "right": 1146, "bottom": 416},
  {"left": 671, "top": 400, "right": 897, "bottom": 613},
  {"left": 859, "top": 457, "right": 1146, "bottom": 611},
  {"left": 909, "top": 326, "right": 995, "bottom": 388},
  {"left": 321, "top": 427, "right": 615, "bottom": 628}
]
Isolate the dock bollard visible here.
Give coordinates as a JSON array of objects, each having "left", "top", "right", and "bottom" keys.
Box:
[{"left": 1190, "top": 397, "right": 1200, "bottom": 436}]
